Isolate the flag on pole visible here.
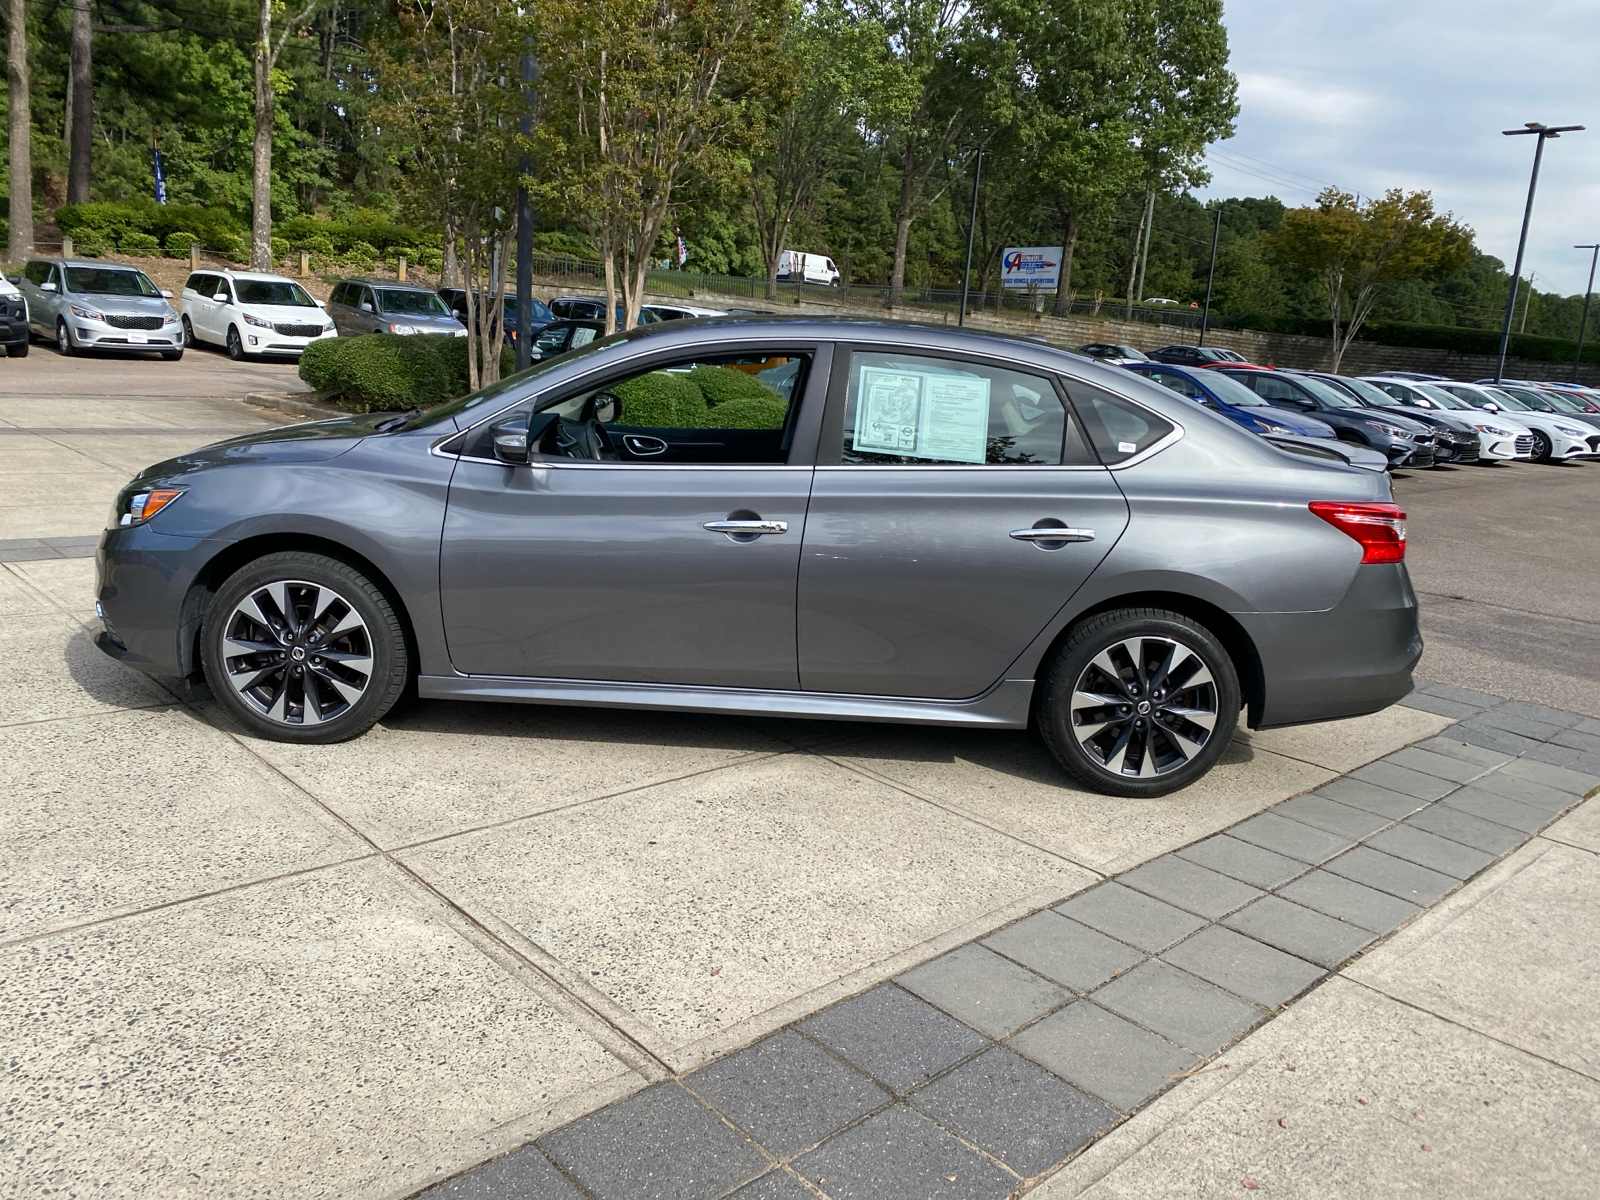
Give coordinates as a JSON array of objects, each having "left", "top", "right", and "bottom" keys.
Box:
[
  {"left": 151, "top": 130, "right": 168, "bottom": 205},
  {"left": 676, "top": 230, "right": 688, "bottom": 267}
]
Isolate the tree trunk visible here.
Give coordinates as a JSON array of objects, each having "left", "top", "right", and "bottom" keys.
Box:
[
  {"left": 1051, "top": 211, "right": 1079, "bottom": 317},
  {"left": 601, "top": 246, "right": 618, "bottom": 335},
  {"left": 67, "top": 0, "right": 91, "bottom": 204},
  {"left": 887, "top": 211, "right": 912, "bottom": 310},
  {"left": 1123, "top": 199, "right": 1148, "bottom": 319},
  {"left": 250, "top": 0, "right": 274, "bottom": 270},
  {"left": 441, "top": 239, "right": 463, "bottom": 289},
  {"left": 7, "top": 0, "right": 33, "bottom": 261}
]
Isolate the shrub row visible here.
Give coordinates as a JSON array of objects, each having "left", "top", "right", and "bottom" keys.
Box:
[
  {"left": 298, "top": 334, "right": 512, "bottom": 413},
  {"left": 613, "top": 367, "right": 787, "bottom": 429},
  {"left": 1236, "top": 312, "right": 1600, "bottom": 364}
]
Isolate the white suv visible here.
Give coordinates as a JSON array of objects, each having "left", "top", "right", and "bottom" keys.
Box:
[{"left": 180, "top": 270, "right": 335, "bottom": 359}]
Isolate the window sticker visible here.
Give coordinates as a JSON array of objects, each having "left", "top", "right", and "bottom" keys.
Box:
[{"left": 853, "top": 366, "right": 991, "bottom": 463}]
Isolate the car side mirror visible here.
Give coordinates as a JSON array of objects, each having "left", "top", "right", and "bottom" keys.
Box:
[
  {"left": 213, "top": 292, "right": 229, "bottom": 303},
  {"left": 492, "top": 415, "right": 531, "bottom": 463},
  {"left": 583, "top": 393, "right": 620, "bottom": 424},
  {"left": 41, "top": 281, "right": 57, "bottom": 292},
  {"left": 161, "top": 289, "right": 173, "bottom": 298},
  {"left": 6, "top": 274, "right": 19, "bottom": 284},
  {"left": 360, "top": 301, "right": 373, "bottom": 312},
  {"left": 315, "top": 299, "right": 326, "bottom": 308},
  {"left": 1482, "top": 401, "right": 1500, "bottom": 412}
]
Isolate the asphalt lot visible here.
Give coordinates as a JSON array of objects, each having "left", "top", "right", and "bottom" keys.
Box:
[
  {"left": 1, "top": 333, "right": 310, "bottom": 396},
  {"left": 0, "top": 378, "right": 1595, "bottom": 1197}
]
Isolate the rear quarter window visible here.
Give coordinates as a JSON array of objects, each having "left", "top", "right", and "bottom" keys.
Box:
[{"left": 1066, "top": 381, "right": 1177, "bottom": 464}]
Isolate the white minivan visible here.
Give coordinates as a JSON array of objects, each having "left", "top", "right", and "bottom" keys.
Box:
[
  {"left": 776, "top": 250, "right": 840, "bottom": 286},
  {"left": 180, "top": 269, "right": 336, "bottom": 359}
]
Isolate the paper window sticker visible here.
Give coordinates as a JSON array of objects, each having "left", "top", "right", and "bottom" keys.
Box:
[
  {"left": 919, "top": 373, "right": 991, "bottom": 464},
  {"left": 1118, "top": 441, "right": 1138, "bottom": 454},
  {"left": 854, "top": 367, "right": 924, "bottom": 454}
]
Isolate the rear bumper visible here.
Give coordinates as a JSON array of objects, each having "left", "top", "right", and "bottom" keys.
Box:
[{"left": 1240, "top": 563, "right": 1423, "bottom": 729}]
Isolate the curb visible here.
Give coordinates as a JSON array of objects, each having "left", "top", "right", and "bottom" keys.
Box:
[{"left": 243, "top": 391, "right": 351, "bottom": 421}]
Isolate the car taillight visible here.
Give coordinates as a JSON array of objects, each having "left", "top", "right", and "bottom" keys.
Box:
[{"left": 1309, "top": 501, "right": 1406, "bottom": 563}]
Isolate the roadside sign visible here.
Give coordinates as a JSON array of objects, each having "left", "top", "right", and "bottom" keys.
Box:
[{"left": 1001, "top": 246, "right": 1063, "bottom": 291}]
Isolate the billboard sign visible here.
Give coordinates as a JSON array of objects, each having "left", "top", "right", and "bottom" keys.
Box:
[{"left": 1001, "top": 246, "right": 1063, "bottom": 291}]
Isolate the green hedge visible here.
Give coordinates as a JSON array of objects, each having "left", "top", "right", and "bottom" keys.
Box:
[
  {"left": 55, "top": 201, "right": 243, "bottom": 253},
  {"left": 298, "top": 334, "right": 512, "bottom": 412},
  {"left": 688, "top": 364, "right": 782, "bottom": 407},
  {"left": 613, "top": 371, "right": 708, "bottom": 426},
  {"left": 1236, "top": 312, "right": 1600, "bottom": 365},
  {"left": 701, "top": 396, "right": 788, "bottom": 428}
]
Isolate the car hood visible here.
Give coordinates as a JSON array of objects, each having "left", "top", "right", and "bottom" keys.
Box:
[
  {"left": 1248, "top": 407, "right": 1337, "bottom": 437},
  {"left": 241, "top": 304, "right": 330, "bottom": 320},
  {"left": 1371, "top": 404, "right": 1474, "bottom": 435},
  {"left": 73, "top": 293, "right": 173, "bottom": 315},
  {"left": 129, "top": 413, "right": 395, "bottom": 484}
]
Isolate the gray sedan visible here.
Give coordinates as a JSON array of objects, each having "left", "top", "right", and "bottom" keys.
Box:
[
  {"left": 15, "top": 258, "right": 183, "bottom": 359},
  {"left": 94, "top": 320, "right": 1420, "bottom": 797}
]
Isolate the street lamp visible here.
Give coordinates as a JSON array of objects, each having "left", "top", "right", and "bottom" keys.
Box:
[
  {"left": 1572, "top": 243, "right": 1599, "bottom": 383},
  {"left": 958, "top": 147, "right": 983, "bottom": 328},
  {"left": 1495, "top": 122, "right": 1583, "bottom": 382},
  {"left": 1197, "top": 203, "right": 1224, "bottom": 346}
]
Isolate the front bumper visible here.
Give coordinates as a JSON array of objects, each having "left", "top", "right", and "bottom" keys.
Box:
[
  {"left": 94, "top": 524, "right": 210, "bottom": 678},
  {"left": 73, "top": 317, "right": 181, "bottom": 350},
  {"left": 240, "top": 326, "right": 336, "bottom": 355},
  {"left": 1430, "top": 435, "right": 1479, "bottom": 464},
  {"left": 1239, "top": 562, "right": 1423, "bottom": 729}
]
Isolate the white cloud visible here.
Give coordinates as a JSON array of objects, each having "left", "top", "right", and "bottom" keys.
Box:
[{"left": 1196, "top": 0, "right": 1600, "bottom": 295}]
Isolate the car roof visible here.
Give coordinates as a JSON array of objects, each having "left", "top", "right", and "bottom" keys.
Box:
[
  {"left": 340, "top": 277, "right": 435, "bottom": 290},
  {"left": 39, "top": 258, "right": 151, "bottom": 271},
  {"left": 208, "top": 270, "right": 303, "bottom": 282}
]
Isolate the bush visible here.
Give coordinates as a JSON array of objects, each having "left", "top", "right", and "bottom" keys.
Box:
[
  {"left": 416, "top": 247, "right": 444, "bottom": 274},
  {"left": 56, "top": 201, "right": 244, "bottom": 251},
  {"left": 345, "top": 239, "right": 379, "bottom": 270},
  {"left": 702, "top": 395, "right": 789, "bottom": 429},
  {"left": 298, "top": 334, "right": 514, "bottom": 412},
  {"left": 688, "top": 365, "right": 783, "bottom": 407},
  {"left": 165, "top": 231, "right": 199, "bottom": 251},
  {"left": 270, "top": 236, "right": 289, "bottom": 262},
  {"left": 613, "top": 370, "right": 708, "bottom": 427},
  {"left": 119, "top": 231, "right": 161, "bottom": 252}
]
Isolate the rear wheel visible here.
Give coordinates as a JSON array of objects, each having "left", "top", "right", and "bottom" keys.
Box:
[
  {"left": 1037, "top": 608, "right": 1240, "bottom": 798},
  {"left": 5, "top": 341, "right": 26, "bottom": 357},
  {"left": 1530, "top": 431, "right": 1553, "bottom": 463},
  {"left": 202, "top": 551, "right": 409, "bottom": 744}
]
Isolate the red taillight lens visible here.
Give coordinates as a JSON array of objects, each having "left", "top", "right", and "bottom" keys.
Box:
[{"left": 1309, "top": 501, "right": 1407, "bottom": 564}]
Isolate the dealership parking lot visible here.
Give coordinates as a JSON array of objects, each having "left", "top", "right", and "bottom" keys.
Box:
[{"left": 2, "top": 377, "right": 1597, "bottom": 1198}]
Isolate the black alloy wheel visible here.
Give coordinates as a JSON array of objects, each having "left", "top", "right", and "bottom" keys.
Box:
[
  {"left": 1530, "top": 431, "right": 1553, "bottom": 464},
  {"left": 1038, "top": 608, "right": 1240, "bottom": 798}
]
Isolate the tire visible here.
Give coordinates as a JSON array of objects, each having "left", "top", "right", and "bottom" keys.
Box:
[
  {"left": 56, "top": 318, "right": 75, "bottom": 356},
  {"left": 1036, "top": 607, "right": 1241, "bottom": 798},
  {"left": 226, "top": 324, "right": 245, "bottom": 360},
  {"left": 182, "top": 315, "right": 196, "bottom": 348},
  {"left": 5, "top": 341, "right": 27, "bottom": 357},
  {"left": 202, "top": 551, "right": 409, "bottom": 744},
  {"left": 161, "top": 348, "right": 183, "bottom": 361},
  {"left": 1530, "top": 431, "right": 1552, "bottom": 464}
]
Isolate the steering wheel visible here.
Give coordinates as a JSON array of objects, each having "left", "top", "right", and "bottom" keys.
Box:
[
  {"left": 584, "top": 419, "right": 620, "bottom": 460},
  {"left": 551, "top": 393, "right": 622, "bottom": 460}
]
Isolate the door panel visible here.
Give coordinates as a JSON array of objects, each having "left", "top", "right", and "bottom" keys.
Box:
[
  {"left": 441, "top": 462, "right": 812, "bottom": 687},
  {"left": 797, "top": 468, "right": 1129, "bottom": 698}
]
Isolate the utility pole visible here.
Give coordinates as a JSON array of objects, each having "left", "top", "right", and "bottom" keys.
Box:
[
  {"left": 958, "top": 148, "right": 983, "bottom": 328},
  {"left": 1495, "top": 122, "right": 1583, "bottom": 382},
  {"left": 1517, "top": 271, "right": 1535, "bottom": 333},
  {"left": 1134, "top": 189, "right": 1155, "bottom": 303},
  {"left": 1198, "top": 204, "right": 1223, "bottom": 346},
  {"left": 514, "top": 19, "right": 537, "bottom": 372},
  {"left": 1572, "top": 244, "right": 1599, "bottom": 382}
]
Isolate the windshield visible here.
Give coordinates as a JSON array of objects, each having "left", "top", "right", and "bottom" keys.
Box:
[
  {"left": 1480, "top": 387, "right": 1531, "bottom": 410},
  {"left": 400, "top": 326, "right": 635, "bottom": 431},
  {"left": 66, "top": 267, "right": 160, "bottom": 296},
  {"left": 1195, "top": 368, "right": 1273, "bottom": 407},
  {"left": 235, "top": 280, "right": 317, "bottom": 307},
  {"left": 1417, "top": 384, "right": 1471, "bottom": 410},
  {"left": 1329, "top": 376, "right": 1397, "bottom": 407},
  {"left": 378, "top": 289, "right": 450, "bottom": 317},
  {"left": 1296, "top": 375, "right": 1363, "bottom": 406}
]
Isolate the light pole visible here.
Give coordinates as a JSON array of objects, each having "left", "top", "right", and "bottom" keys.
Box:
[
  {"left": 514, "top": 23, "right": 538, "bottom": 372},
  {"left": 958, "top": 148, "right": 983, "bottom": 328},
  {"left": 1572, "top": 243, "right": 1599, "bottom": 382},
  {"left": 1495, "top": 122, "right": 1583, "bottom": 382},
  {"left": 1197, "top": 203, "right": 1223, "bottom": 346}
]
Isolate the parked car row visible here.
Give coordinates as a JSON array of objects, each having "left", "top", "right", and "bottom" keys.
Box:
[
  {"left": 2, "top": 254, "right": 739, "bottom": 365},
  {"left": 1073, "top": 341, "right": 1600, "bottom": 469}
]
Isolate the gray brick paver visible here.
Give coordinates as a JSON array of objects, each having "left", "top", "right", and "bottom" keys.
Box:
[
  {"left": 1277, "top": 869, "right": 1420, "bottom": 933},
  {"left": 1403, "top": 804, "right": 1525, "bottom": 855},
  {"left": 1274, "top": 794, "right": 1393, "bottom": 839},
  {"left": 982, "top": 910, "right": 1144, "bottom": 994},
  {"left": 799, "top": 986, "right": 990, "bottom": 1094},
  {"left": 1116, "top": 855, "right": 1262, "bottom": 919},
  {"left": 1090, "top": 960, "right": 1266, "bottom": 1056},
  {"left": 896, "top": 945, "right": 1068, "bottom": 1039},
  {"left": 1384, "top": 746, "right": 1486, "bottom": 785},
  {"left": 1174, "top": 835, "right": 1307, "bottom": 889},
  {"left": 1441, "top": 786, "right": 1553, "bottom": 833},
  {"left": 1412, "top": 737, "right": 1513, "bottom": 769},
  {"left": 1228, "top": 811, "right": 1356, "bottom": 864},
  {"left": 1008, "top": 1001, "right": 1197, "bottom": 1113},
  {"left": 1347, "top": 760, "right": 1456, "bottom": 801},
  {"left": 1312, "top": 777, "right": 1427, "bottom": 819},
  {"left": 790, "top": 1105, "right": 1016, "bottom": 1200},
  {"left": 1055, "top": 882, "right": 1206, "bottom": 953},
  {"left": 1498, "top": 756, "right": 1600, "bottom": 797},
  {"left": 1160, "top": 925, "right": 1326, "bottom": 1008},
  {"left": 1322, "top": 846, "right": 1459, "bottom": 906},
  {"left": 1365, "top": 824, "right": 1494, "bottom": 880},
  {"left": 1222, "top": 895, "right": 1377, "bottom": 968}
]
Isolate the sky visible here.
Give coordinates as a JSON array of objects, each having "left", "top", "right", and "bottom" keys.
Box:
[{"left": 1194, "top": 0, "right": 1600, "bottom": 298}]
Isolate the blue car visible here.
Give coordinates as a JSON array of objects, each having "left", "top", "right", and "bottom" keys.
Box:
[{"left": 1123, "top": 362, "right": 1337, "bottom": 439}]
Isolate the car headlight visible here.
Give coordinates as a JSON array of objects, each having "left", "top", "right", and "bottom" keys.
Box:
[
  {"left": 1370, "top": 422, "right": 1411, "bottom": 439},
  {"left": 1472, "top": 423, "right": 1513, "bottom": 437},
  {"left": 164, "top": 313, "right": 180, "bottom": 325},
  {"left": 323, "top": 324, "right": 336, "bottom": 334},
  {"left": 1260, "top": 422, "right": 1297, "bottom": 435},
  {"left": 70, "top": 303, "right": 104, "bottom": 321},
  {"left": 388, "top": 322, "right": 418, "bottom": 335},
  {"left": 108, "top": 487, "right": 185, "bottom": 529},
  {"left": 243, "top": 313, "right": 271, "bottom": 328},
  {"left": 1554, "top": 424, "right": 1589, "bottom": 438}
]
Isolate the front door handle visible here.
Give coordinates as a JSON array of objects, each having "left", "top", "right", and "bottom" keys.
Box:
[
  {"left": 704, "top": 520, "right": 788, "bottom": 536},
  {"left": 1010, "top": 525, "right": 1094, "bottom": 546}
]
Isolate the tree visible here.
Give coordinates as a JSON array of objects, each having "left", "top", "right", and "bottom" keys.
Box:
[
  {"left": 6, "top": 0, "right": 31, "bottom": 261},
  {"left": 374, "top": 0, "right": 527, "bottom": 389},
  {"left": 1268, "top": 188, "right": 1475, "bottom": 371},
  {"left": 66, "top": 0, "right": 92, "bottom": 204},
  {"left": 538, "top": 0, "right": 784, "bottom": 332},
  {"left": 749, "top": 0, "right": 881, "bottom": 299},
  {"left": 251, "top": 0, "right": 324, "bottom": 270}
]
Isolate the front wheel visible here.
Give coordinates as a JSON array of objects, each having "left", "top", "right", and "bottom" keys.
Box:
[
  {"left": 1037, "top": 608, "right": 1240, "bottom": 798},
  {"left": 226, "top": 324, "right": 245, "bottom": 360},
  {"left": 182, "top": 315, "right": 197, "bottom": 348},
  {"left": 5, "top": 341, "right": 27, "bottom": 357},
  {"left": 56, "top": 319, "right": 76, "bottom": 356},
  {"left": 202, "top": 551, "right": 409, "bottom": 744},
  {"left": 1529, "top": 431, "right": 1552, "bottom": 463}
]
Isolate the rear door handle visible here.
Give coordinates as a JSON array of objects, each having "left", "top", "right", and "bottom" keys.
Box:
[
  {"left": 704, "top": 520, "right": 788, "bottom": 536},
  {"left": 1009, "top": 526, "right": 1094, "bottom": 544}
]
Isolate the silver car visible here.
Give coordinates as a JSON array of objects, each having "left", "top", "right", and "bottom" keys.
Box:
[
  {"left": 17, "top": 258, "right": 183, "bottom": 359},
  {"left": 93, "top": 320, "right": 1421, "bottom": 798},
  {"left": 325, "top": 278, "right": 467, "bottom": 338}
]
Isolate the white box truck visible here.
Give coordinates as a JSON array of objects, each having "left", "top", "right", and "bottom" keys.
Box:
[{"left": 776, "top": 250, "right": 841, "bottom": 286}]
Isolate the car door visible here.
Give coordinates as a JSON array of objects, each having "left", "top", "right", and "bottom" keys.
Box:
[
  {"left": 188, "top": 273, "right": 217, "bottom": 342},
  {"left": 796, "top": 347, "right": 1131, "bottom": 699},
  {"left": 439, "top": 343, "right": 830, "bottom": 687},
  {"left": 29, "top": 263, "right": 62, "bottom": 332}
]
